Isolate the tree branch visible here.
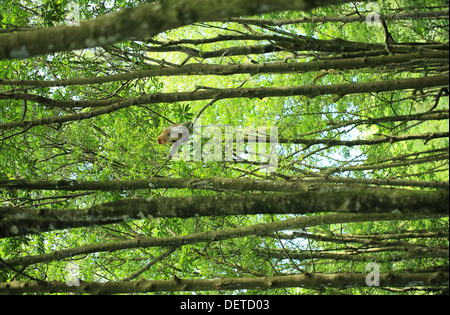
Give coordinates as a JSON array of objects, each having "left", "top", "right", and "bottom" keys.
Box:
[{"left": 0, "top": 0, "right": 356, "bottom": 61}]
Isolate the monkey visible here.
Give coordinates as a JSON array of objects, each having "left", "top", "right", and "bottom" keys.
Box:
[
  {"left": 157, "top": 125, "right": 177, "bottom": 145},
  {"left": 156, "top": 96, "right": 220, "bottom": 147},
  {"left": 153, "top": 121, "right": 193, "bottom": 177},
  {"left": 153, "top": 97, "right": 220, "bottom": 177}
]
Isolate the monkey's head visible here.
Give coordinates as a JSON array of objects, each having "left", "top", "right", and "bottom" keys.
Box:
[
  {"left": 157, "top": 136, "right": 168, "bottom": 144},
  {"left": 158, "top": 124, "right": 188, "bottom": 145},
  {"left": 157, "top": 126, "right": 175, "bottom": 145}
]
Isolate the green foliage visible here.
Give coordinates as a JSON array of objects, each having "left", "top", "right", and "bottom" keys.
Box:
[{"left": 0, "top": 0, "right": 448, "bottom": 295}]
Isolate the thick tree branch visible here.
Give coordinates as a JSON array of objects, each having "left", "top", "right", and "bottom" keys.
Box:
[
  {"left": 1, "top": 271, "right": 447, "bottom": 294},
  {"left": 1, "top": 50, "right": 447, "bottom": 88},
  {"left": 0, "top": 74, "right": 447, "bottom": 132},
  {"left": 0, "top": 0, "right": 356, "bottom": 61},
  {"left": 1, "top": 176, "right": 448, "bottom": 192},
  {"left": 0, "top": 189, "right": 447, "bottom": 237}
]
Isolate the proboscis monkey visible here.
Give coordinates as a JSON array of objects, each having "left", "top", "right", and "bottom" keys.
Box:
[{"left": 153, "top": 98, "right": 220, "bottom": 177}]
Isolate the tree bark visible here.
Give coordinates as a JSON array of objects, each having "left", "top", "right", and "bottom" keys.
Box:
[
  {"left": 1, "top": 50, "right": 447, "bottom": 88},
  {"left": 0, "top": 0, "right": 357, "bottom": 60},
  {"left": 1, "top": 272, "right": 447, "bottom": 294},
  {"left": 1, "top": 189, "right": 447, "bottom": 237}
]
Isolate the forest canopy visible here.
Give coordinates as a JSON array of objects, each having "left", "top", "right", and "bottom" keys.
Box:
[{"left": 0, "top": 0, "right": 448, "bottom": 295}]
